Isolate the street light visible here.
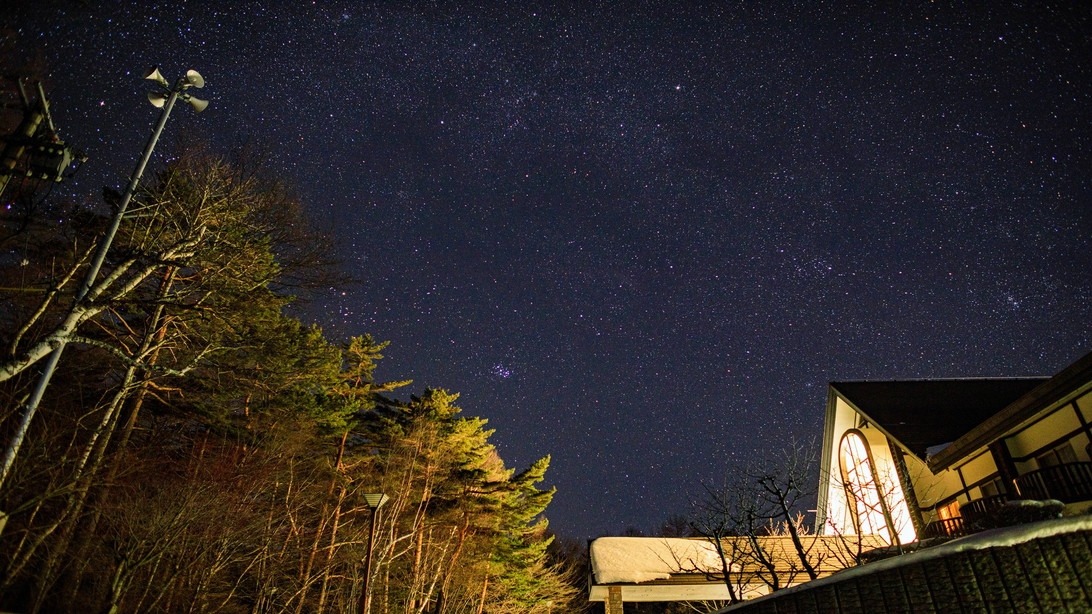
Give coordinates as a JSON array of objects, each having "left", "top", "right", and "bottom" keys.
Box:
[
  {"left": 360, "top": 492, "right": 389, "bottom": 614},
  {"left": 0, "top": 67, "right": 208, "bottom": 496}
]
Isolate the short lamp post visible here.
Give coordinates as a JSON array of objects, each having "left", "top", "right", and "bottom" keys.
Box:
[
  {"left": 360, "top": 493, "right": 389, "bottom": 614},
  {"left": 0, "top": 66, "right": 207, "bottom": 495}
]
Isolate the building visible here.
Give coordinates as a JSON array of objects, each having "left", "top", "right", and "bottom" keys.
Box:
[
  {"left": 588, "top": 534, "right": 886, "bottom": 613},
  {"left": 718, "top": 349, "right": 1092, "bottom": 613},
  {"left": 586, "top": 350, "right": 1092, "bottom": 613},
  {"left": 719, "top": 515, "right": 1092, "bottom": 613},
  {"left": 816, "top": 350, "right": 1092, "bottom": 545}
]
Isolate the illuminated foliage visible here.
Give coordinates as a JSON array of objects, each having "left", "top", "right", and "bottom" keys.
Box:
[{"left": 0, "top": 155, "right": 576, "bottom": 613}]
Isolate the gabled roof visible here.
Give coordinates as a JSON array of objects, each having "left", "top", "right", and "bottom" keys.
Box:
[{"left": 830, "top": 378, "right": 1048, "bottom": 459}]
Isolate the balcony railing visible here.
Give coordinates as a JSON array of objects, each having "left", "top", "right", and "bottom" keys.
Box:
[
  {"left": 960, "top": 494, "right": 1009, "bottom": 529},
  {"left": 927, "top": 462, "right": 1092, "bottom": 540},
  {"left": 1014, "top": 462, "right": 1092, "bottom": 503},
  {"left": 924, "top": 516, "right": 965, "bottom": 539}
]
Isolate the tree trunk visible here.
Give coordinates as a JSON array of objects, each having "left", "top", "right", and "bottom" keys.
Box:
[
  {"left": 316, "top": 486, "right": 346, "bottom": 613},
  {"left": 54, "top": 270, "right": 177, "bottom": 610},
  {"left": 101, "top": 556, "right": 129, "bottom": 614},
  {"left": 23, "top": 374, "right": 135, "bottom": 613},
  {"left": 711, "top": 535, "right": 739, "bottom": 603},
  {"left": 777, "top": 492, "right": 818, "bottom": 580},
  {"left": 476, "top": 574, "right": 488, "bottom": 614},
  {"left": 298, "top": 431, "right": 348, "bottom": 614}
]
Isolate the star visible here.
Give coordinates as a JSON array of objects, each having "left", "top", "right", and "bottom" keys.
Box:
[{"left": 7, "top": 1, "right": 1089, "bottom": 540}]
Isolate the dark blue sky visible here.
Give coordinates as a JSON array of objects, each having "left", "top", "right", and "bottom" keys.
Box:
[{"left": 9, "top": 1, "right": 1092, "bottom": 538}]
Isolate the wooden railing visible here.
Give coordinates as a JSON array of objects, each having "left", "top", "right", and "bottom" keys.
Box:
[
  {"left": 960, "top": 494, "right": 1009, "bottom": 529},
  {"left": 924, "top": 516, "right": 965, "bottom": 538},
  {"left": 1015, "top": 462, "right": 1092, "bottom": 503},
  {"left": 929, "top": 462, "right": 1092, "bottom": 539}
]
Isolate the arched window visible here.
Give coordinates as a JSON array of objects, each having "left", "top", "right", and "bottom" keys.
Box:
[{"left": 839, "top": 430, "right": 893, "bottom": 541}]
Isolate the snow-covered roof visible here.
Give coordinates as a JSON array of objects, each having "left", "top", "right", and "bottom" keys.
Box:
[
  {"left": 589, "top": 537, "right": 725, "bottom": 584},
  {"left": 588, "top": 534, "right": 888, "bottom": 603}
]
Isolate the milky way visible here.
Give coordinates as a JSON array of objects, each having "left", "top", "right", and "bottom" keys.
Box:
[{"left": 7, "top": 2, "right": 1092, "bottom": 538}]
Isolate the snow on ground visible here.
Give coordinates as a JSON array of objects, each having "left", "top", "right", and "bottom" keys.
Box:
[{"left": 718, "top": 514, "right": 1092, "bottom": 610}]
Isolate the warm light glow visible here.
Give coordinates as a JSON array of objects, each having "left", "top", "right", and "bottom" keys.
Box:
[
  {"left": 840, "top": 432, "right": 890, "bottom": 539},
  {"left": 824, "top": 487, "right": 849, "bottom": 536},
  {"left": 882, "top": 467, "right": 918, "bottom": 545},
  {"left": 838, "top": 431, "right": 918, "bottom": 545},
  {"left": 938, "top": 500, "right": 961, "bottom": 521}
]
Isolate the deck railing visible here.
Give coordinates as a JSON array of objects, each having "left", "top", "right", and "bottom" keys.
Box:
[
  {"left": 960, "top": 494, "right": 1009, "bottom": 529},
  {"left": 1014, "top": 462, "right": 1092, "bottom": 503},
  {"left": 928, "top": 463, "right": 1092, "bottom": 540},
  {"left": 924, "top": 516, "right": 965, "bottom": 538}
]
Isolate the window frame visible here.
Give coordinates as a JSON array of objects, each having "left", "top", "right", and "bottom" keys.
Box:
[{"left": 838, "top": 429, "right": 897, "bottom": 541}]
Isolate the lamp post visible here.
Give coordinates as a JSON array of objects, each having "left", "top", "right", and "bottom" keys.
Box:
[
  {"left": 360, "top": 492, "right": 389, "bottom": 614},
  {"left": 0, "top": 67, "right": 208, "bottom": 494}
]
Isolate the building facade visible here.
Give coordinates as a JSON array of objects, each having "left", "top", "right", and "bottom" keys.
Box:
[{"left": 816, "top": 351, "right": 1092, "bottom": 544}]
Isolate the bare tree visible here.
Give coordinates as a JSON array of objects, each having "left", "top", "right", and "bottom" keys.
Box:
[
  {"left": 688, "top": 441, "right": 829, "bottom": 601},
  {"left": 818, "top": 448, "right": 935, "bottom": 565},
  {"left": 745, "top": 442, "right": 822, "bottom": 581}
]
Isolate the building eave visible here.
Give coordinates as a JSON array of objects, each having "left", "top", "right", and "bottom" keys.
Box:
[
  {"left": 927, "top": 350, "right": 1092, "bottom": 472},
  {"left": 827, "top": 383, "right": 923, "bottom": 462},
  {"left": 815, "top": 385, "right": 840, "bottom": 533}
]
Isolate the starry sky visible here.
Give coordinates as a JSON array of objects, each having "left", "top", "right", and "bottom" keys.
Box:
[{"left": 7, "top": 2, "right": 1092, "bottom": 539}]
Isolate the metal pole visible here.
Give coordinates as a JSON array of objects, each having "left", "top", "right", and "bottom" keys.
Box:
[
  {"left": 361, "top": 504, "right": 380, "bottom": 614},
  {"left": 0, "top": 83, "right": 182, "bottom": 492},
  {"left": 77, "top": 83, "right": 181, "bottom": 302}
]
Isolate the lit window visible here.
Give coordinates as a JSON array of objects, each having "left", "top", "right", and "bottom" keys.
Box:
[
  {"left": 838, "top": 430, "right": 917, "bottom": 545},
  {"left": 839, "top": 431, "right": 890, "bottom": 540},
  {"left": 937, "top": 500, "right": 961, "bottom": 521}
]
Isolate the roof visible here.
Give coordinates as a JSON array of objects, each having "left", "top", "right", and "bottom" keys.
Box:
[
  {"left": 589, "top": 537, "right": 724, "bottom": 584},
  {"left": 588, "top": 535, "right": 887, "bottom": 603},
  {"left": 927, "top": 350, "right": 1092, "bottom": 470},
  {"left": 830, "top": 378, "right": 1047, "bottom": 459},
  {"left": 587, "top": 537, "right": 734, "bottom": 602}
]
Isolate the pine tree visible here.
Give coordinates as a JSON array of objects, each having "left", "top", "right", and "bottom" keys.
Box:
[{"left": 0, "top": 152, "right": 581, "bottom": 613}]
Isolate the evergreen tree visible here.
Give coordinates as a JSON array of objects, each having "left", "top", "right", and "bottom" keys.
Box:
[{"left": 0, "top": 153, "right": 581, "bottom": 613}]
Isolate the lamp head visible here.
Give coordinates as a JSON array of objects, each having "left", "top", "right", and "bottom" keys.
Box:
[{"left": 362, "top": 493, "right": 389, "bottom": 509}]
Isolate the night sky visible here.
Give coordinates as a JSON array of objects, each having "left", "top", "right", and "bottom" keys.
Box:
[{"left": 8, "top": 2, "right": 1092, "bottom": 539}]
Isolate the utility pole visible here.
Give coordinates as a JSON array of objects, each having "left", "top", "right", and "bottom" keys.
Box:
[
  {"left": 0, "top": 67, "right": 208, "bottom": 498},
  {"left": 0, "top": 79, "right": 83, "bottom": 201}
]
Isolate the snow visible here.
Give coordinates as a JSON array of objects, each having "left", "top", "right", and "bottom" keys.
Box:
[
  {"left": 924, "top": 442, "right": 953, "bottom": 458},
  {"left": 719, "top": 515, "right": 1092, "bottom": 611},
  {"left": 589, "top": 537, "right": 727, "bottom": 584}
]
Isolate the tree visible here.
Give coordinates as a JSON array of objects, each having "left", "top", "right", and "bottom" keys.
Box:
[
  {"left": 688, "top": 442, "right": 830, "bottom": 602},
  {"left": 0, "top": 154, "right": 350, "bottom": 612},
  {"left": 0, "top": 152, "right": 581, "bottom": 613},
  {"left": 352, "top": 388, "right": 575, "bottom": 614}
]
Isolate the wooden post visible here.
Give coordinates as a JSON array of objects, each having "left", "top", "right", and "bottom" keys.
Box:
[
  {"left": 606, "top": 586, "right": 623, "bottom": 614},
  {"left": 990, "top": 440, "right": 1020, "bottom": 497}
]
